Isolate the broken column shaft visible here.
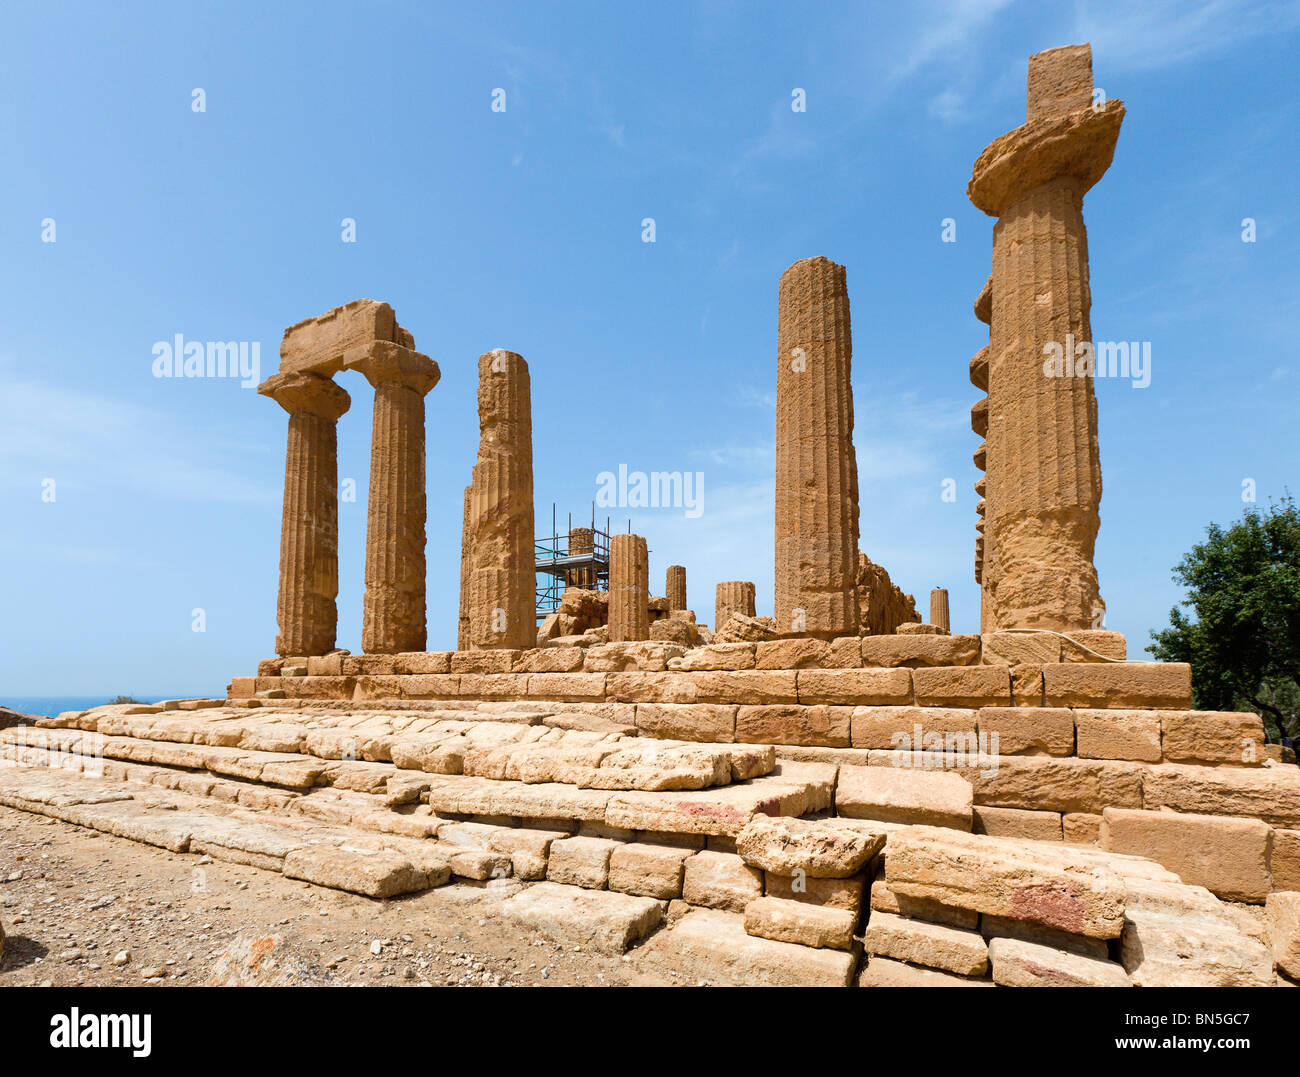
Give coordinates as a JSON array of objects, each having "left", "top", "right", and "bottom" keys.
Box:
[
  {"left": 715, "top": 580, "right": 756, "bottom": 629},
  {"left": 775, "top": 256, "right": 860, "bottom": 638},
  {"left": 466, "top": 350, "right": 535, "bottom": 650},
  {"left": 665, "top": 565, "right": 687, "bottom": 611},
  {"left": 609, "top": 534, "right": 649, "bottom": 641}
]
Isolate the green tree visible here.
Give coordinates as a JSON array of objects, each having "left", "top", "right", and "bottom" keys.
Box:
[{"left": 1149, "top": 496, "right": 1300, "bottom": 740}]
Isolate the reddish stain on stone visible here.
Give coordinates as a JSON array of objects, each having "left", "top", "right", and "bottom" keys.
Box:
[{"left": 1008, "top": 883, "right": 1084, "bottom": 934}]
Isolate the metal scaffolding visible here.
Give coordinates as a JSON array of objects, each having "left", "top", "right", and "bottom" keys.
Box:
[{"left": 535, "top": 504, "right": 611, "bottom": 622}]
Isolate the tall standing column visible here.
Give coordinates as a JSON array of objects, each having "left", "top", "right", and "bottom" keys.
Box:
[
  {"left": 466, "top": 350, "right": 535, "bottom": 650},
  {"left": 969, "top": 44, "right": 1122, "bottom": 631},
  {"left": 715, "top": 580, "right": 756, "bottom": 629},
  {"left": 347, "top": 342, "right": 440, "bottom": 653},
  {"left": 665, "top": 565, "right": 687, "bottom": 611},
  {"left": 457, "top": 485, "right": 471, "bottom": 650},
  {"left": 609, "top": 534, "right": 649, "bottom": 642},
  {"left": 775, "top": 256, "right": 860, "bottom": 638},
  {"left": 259, "top": 372, "right": 351, "bottom": 657}
]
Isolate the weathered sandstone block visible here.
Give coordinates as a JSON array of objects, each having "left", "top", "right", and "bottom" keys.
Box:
[
  {"left": 608, "top": 843, "right": 696, "bottom": 899},
  {"left": 1042, "top": 662, "right": 1192, "bottom": 709},
  {"left": 885, "top": 826, "right": 1126, "bottom": 939},
  {"left": 862, "top": 911, "right": 989, "bottom": 977},
  {"left": 1101, "top": 807, "right": 1273, "bottom": 903},
  {"left": 1142, "top": 763, "right": 1300, "bottom": 829},
  {"left": 989, "top": 937, "right": 1129, "bottom": 987},
  {"left": 836, "top": 765, "right": 973, "bottom": 830},
  {"left": 499, "top": 882, "right": 663, "bottom": 955},
  {"left": 972, "top": 806, "right": 1063, "bottom": 842},
  {"left": 850, "top": 706, "right": 977, "bottom": 750},
  {"left": 735, "top": 816, "right": 885, "bottom": 878},
  {"left": 912, "top": 666, "right": 1011, "bottom": 708},
  {"left": 681, "top": 851, "right": 764, "bottom": 912},
  {"left": 1074, "top": 709, "right": 1161, "bottom": 762},
  {"left": 971, "top": 755, "right": 1143, "bottom": 814},
  {"left": 1160, "top": 710, "right": 1266, "bottom": 767},
  {"left": 735, "top": 705, "right": 851, "bottom": 747},
  {"left": 975, "top": 707, "right": 1074, "bottom": 756},
  {"left": 859, "top": 635, "right": 980, "bottom": 668},
  {"left": 744, "top": 896, "right": 856, "bottom": 951},
  {"left": 1266, "top": 892, "right": 1300, "bottom": 979},
  {"left": 766, "top": 871, "right": 866, "bottom": 911},
  {"left": 796, "top": 668, "right": 912, "bottom": 706},
  {"left": 858, "top": 956, "right": 992, "bottom": 987}
]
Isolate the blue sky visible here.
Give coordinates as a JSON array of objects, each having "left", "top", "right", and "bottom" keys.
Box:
[{"left": 1, "top": 0, "right": 1297, "bottom": 698}]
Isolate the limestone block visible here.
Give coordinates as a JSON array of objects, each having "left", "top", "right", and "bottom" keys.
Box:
[
  {"left": 499, "top": 882, "right": 663, "bottom": 955},
  {"left": 1100, "top": 807, "right": 1273, "bottom": 903},
  {"left": 681, "top": 851, "right": 764, "bottom": 912},
  {"left": 670, "top": 643, "right": 755, "bottom": 671},
  {"left": 452, "top": 650, "right": 518, "bottom": 674},
  {"left": 858, "top": 956, "right": 992, "bottom": 987},
  {"left": 638, "top": 908, "right": 855, "bottom": 987},
  {"left": 584, "top": 641, "right": 686, "bottom": 673},
  {"left": 735, "top": 705, "right": 851, "bottom": 747},
  {"left": 1160, "top": 710, "right": 1266, "bottom": 767},
  {"left": 975, "top": 707, "right": 1074, "bottom": 756},
  {"left": 606, "top": 779, "right": 818, "bottom": 838},
  {"left": 1120, "top": 909, "right": 1274, "bottom": 987},
  {"left": 1062, "top": 813, "right": 1102, "bottom": 845},
  {"left": 1266, "top": 892, "right": 1300, "bottom": 979},
  {"left": 979, "top": 913, "right": 1108, "bottom": 960},
  {"left": 1272, "top": 829, "right": 1300, "bottom": 892},
  {"left": 1074, "top": 709, "right": 1161, "bottom": 762},
  {"left": 836, "top": 765, "right": 973, "bottom": 830},
  {"left": 755, "top": 639, "right": 831, "bottom": 669},
  {"left": 862, "top": 911, "right": 989, "bottom": 977},
  {"left": 279, "top": 298, "right": 398, "bottom": 376},
  {"left": 512, "top": 648, "right": 585, "bottom": 674},
  {"left": 608, "top": 843, "right": 696, "bottom": 899},
  {"left": 546, "top": 835, "right": 620, "bottom": 889},
  {"left": 796, "top": 668, "right": 912, "bottom": 706},
  {"left": 859, "top": 635, "right": 980, "bottom": 668},
  {"left": 980, "top": 631, "right": 1061, "bottom": 666},
  {"left": 735, "top": 815, "right": 886, "bottom": 878},
  {"left": 989, "top": 937, "right": 1130, "bottom": 987},
  {"left": 912, "top": 665, "right": 1011, "bottom": 708},
  {"left": 1060, "top": 630, "right": 1127, "bottom": 662},
  {"left": 766, "top": 871, "right": 867, "bottom": 911},
  {"left": 850, "top": 706, "right": 977, "bottom": 750},
  {"left": 282, "top": 846, "right": 431, "bottom": 898},
  {"left": 972, "top": 806, "right": 1063, "bottom": 842},
  {"left": 1142, "top": 763, "right": 1300, "bottom": 829},
  {"left": 870, "top": 870, "right": 978, "bottom": 929},
  {"left": 744, "top": 897, "right": 857, "bottom": 951},
  {"left": 633, "top": 703, "right": 736, "bottom": 743},
  {"left": 971, "top": 755, "right": 1143, "bottom": 814},
  {"left": 1042, "top": 663, "right": 1192, "bottom": 709},
  {"left": 885, "top": 826, "right": 1127, "bottom": 939}
]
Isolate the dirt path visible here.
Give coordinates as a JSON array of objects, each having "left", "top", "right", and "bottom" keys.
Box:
[{"left": 0, "top": 805, "right": 647, "bottom": 987}]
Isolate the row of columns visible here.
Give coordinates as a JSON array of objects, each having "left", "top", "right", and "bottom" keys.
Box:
[{"left": 262, "top": 339, "right": 440, "bottom": 657}]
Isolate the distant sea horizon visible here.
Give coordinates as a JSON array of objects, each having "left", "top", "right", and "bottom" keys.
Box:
[{"left": 2, "top": 695, "right": 217, "bottom": 717}]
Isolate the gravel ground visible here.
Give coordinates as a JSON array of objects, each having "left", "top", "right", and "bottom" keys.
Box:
[{"left": 0, "top": 804, "right": 648, "bottom": 988}]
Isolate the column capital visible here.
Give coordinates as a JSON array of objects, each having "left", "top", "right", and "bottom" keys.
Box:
[
  {"left": 345, "top": 341, "right": 440, "bottom": 395},
  {"left": 967, "top": 100, "right": 1123, "bottom": 217},
  {"left": 259, "top": 371, "right": 350, "bottom": 421}
]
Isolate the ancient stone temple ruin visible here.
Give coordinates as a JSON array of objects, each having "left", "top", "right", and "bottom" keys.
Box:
[{"left": 3, "top": 45, "right": 1298, "bottom": 988}]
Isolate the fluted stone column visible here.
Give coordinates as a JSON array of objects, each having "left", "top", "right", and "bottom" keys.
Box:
[
  {"left": 347, "top": 342, "right": 440, "bottom": 653},
  {"left": 775, "top": 256, "right": 860, "bottom": 638},
  {"left": 665, "top": 565, "right": 687, "bottom": 612},
  {"left": 930, "top": 588, "right": 950, "bottom": 634},
  {"left": 715, "top": 581, "right": 756, "bottom": 629},
  {"left": 969, "top": 44, "right": 1122, "bottom": 631},
  {"left": 259, "top": 371, "right": 351, "bottom": 657},
  {"left": 466, "top": 351, "right": 535, "bottom": 650},
  {"left": 609, "top": 534, "right": 649, "bottom": 642},
  {"left": 567, "top": 527, "right": 594, "bottom": 590},
  {"left": 457, "top": 484, "right": 471, "bottom": 650}
]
